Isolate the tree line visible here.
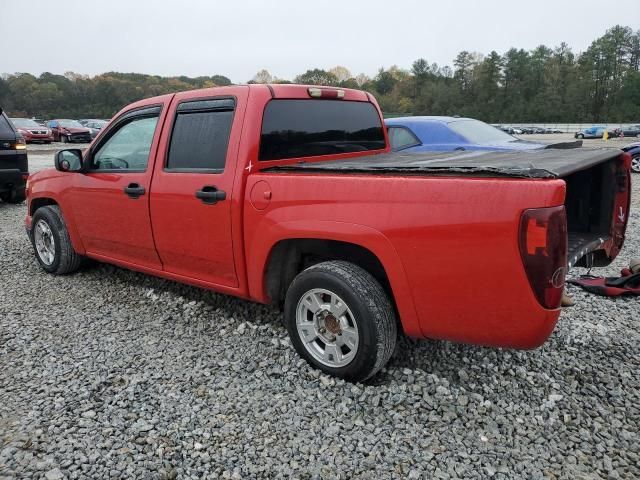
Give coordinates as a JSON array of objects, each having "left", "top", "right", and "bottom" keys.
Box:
[{"left": 1, "top": 25, "right": 638, "bottom": 122}]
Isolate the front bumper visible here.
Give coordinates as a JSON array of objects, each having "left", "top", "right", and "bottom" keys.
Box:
[
  {"left": 68, "top": 133, "right": 92, "bottom": 143},
  {"left": 24, "top": 133, "right": 54, "bottom": 143}
]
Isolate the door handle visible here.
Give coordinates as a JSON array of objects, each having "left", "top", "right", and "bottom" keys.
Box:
[
  {"left": 195, "top": 186, "right": 226, "bottom": 204},
  {"left": 124, "top": 183, "right": 145, "bottom": 199}
]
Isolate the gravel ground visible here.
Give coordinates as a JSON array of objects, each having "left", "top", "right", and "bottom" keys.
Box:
[{"left": 0, "top": 171, "right": 638, "bottom": 479}]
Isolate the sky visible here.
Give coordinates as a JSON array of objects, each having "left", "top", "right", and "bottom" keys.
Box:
[{"left": 2, "top": 0, "right": 638, "bottom": 83}]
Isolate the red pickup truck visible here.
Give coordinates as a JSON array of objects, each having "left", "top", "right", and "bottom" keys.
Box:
[{"left": 25, "top": 85, "right": 632, "bottom": 381}]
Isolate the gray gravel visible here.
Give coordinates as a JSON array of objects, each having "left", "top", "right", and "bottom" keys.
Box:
[{"left": 0, "top": 176, "right": 638, "bottom": 479}]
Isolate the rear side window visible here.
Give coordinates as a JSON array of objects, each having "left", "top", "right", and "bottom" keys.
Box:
[
  {"left": 0, "top": 113, "right": 15, "bottom": 137},
  {"left": 166, "top": 99, "right": 235, "bottom": 171},
  {"left": 388, "top": 126, "right": 421, "bottom": 151},
  {"left": 259, "top": 100, "right": 386, "bottom": 161}
]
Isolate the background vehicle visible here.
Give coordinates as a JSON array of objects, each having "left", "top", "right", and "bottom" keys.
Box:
[
  {"left": 10, "top": 118, "right": 53, "bottom": 143},
  {"left": 78, "top": 119, "right": 109, "bottom": 139},
  {"left": 25, "top": 85, "right": 631, "bottom": 382},
  {"left": 622, "top": 142, "right": 640, "bottom": 173},
  {"left": 574, "top": 126, "right": 617, "bottom": 139},
  {"left": 620, "top": 124, "right": 640, "bottom": 138},
  {"left": 385, "top": 116, "right": 574, "bottom": 152},
  {"left": 46, "top": 119, "right": 91, "bottom": 143},
  {"left": 0, "top": 108, "right": 28, "bottom": 203}
]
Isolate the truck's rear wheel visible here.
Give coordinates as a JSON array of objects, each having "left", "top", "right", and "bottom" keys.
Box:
[
  {"left": 0, "top": 189, "right": 26, "bottom": 204},
  {"left": 31, "top": 205, "right": 82, "bottom": 275},
  {"left": 284, "top": 261, "right": 397, "bottom": 382}
]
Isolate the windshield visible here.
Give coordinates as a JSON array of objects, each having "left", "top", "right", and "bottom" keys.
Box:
[
  {"left": 11, "top": 118, "right": 41, "bottom": 128},
  {"left": 58, "top": 120, "right": 84, "bottom": 128},
  {"left": 448, "top": 119, "right": 516, "bottom": 144}
]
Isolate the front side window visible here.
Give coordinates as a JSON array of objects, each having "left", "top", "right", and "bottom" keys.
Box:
[
  {"left": 388, "top": 126, "right": 421, "bottom": 151},
  {"left": 166, "top": 99, "right": 235, "bottom": 171},
  {"left": 259, "top": 99, "right": 386, "bottom": 161},
  {"left": 91, "top": 115, "right": 159, "bottom": 171}
]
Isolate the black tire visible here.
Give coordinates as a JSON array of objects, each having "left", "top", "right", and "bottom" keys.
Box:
[
  {"left": 577, "top": 134, "right": 584, "bottom": 139},
  {"left": 31, "top": 205, "right": 82, "bottom": 275},
  {"left": 0, "top": 189, "right": 26, "bottom": 204},
  {"left": 60, "top": 135, "right": 68, "bottom": 143},
  {"left": 631, "top": 154, "right": 640, "bottom": 174},
  {"left": 284, "top": 260, "right": 397, "bottom": 382}
]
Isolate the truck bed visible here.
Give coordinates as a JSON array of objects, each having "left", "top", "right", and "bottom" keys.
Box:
[
  {"left": 266, "top": 147, "right": 620, "bottom": 179},
  {"left": 266, "top": 147, "right": 629, "bottom": 270}
]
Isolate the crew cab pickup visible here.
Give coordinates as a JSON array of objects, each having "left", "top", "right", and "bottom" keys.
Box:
[{"left": 25, "top": 85, "right": 632, "bottom": 382}]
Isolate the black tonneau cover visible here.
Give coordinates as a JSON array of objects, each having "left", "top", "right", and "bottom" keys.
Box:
[{"left": 265, "top": 148, "right": 622, "bottom": 179}]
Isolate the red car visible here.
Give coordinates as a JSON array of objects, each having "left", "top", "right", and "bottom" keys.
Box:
[
  {"left": 10, "top": 118, "right": 54, "bottom": 144},
  {"left": 46, "top": 119, "right": 92, "bottom": 143},
  {"left": 24, "top": 85, "right": 631, "bottom": 382}
]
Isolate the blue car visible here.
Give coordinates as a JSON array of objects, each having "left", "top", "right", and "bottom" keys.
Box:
[
  {"left": 385, "top": 116, "right": 549, "bottom": 153},
  {"left": 574, "top": 126, "right": 617, "bottom": 139}
]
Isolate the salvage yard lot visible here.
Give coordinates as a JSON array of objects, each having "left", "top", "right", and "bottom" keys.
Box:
[{"left": 0, "top": 145, "right": 639, "bottom": 479}]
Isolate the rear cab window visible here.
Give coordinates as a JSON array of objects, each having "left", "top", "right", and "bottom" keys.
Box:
[{"left": 259, "top": 99, "right": 386, "bottom": 161}]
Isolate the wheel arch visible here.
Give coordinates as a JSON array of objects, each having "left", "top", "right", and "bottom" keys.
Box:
[
  {"left": 249, "top": 221, "right": 420, "bottom": 337},
  {"left": 29, "top": 196, "right": 86, "bottom": 254},
  {"left": 29, "top": 197, "right": 59, "bottom": 217}
]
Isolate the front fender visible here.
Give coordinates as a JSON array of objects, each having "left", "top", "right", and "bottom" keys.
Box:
[
  {"left": 245, "top": 219, "right": 421, "bottom": 337},
  {"left": 27, "top": 175, "right": 86, "bottom": 255}
]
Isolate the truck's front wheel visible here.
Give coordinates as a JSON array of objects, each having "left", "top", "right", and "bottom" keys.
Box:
[
  {"left": 31, "top": 206, "right": 82, "bottom": 275},
  {"left": 284, "top": 261, "right": 397, "bottom": 382}
]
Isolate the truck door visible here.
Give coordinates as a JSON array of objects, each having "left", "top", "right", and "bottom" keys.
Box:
[
  {"left": 149, "top": 87, "right": 248, "bottom": 287},
  {"left": 69, "top": 103, "right": 169, "bottom": 268}
]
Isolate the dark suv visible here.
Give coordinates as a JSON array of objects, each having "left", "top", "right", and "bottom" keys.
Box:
[{"left": 0, "top": 108, "right": 28, "bottom": 203}]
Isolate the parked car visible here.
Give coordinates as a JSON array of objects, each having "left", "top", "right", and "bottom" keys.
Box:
[
  {"left": 25, "top": 85, "right": 631, "bottom": 381},
  {"left": 622, "top": 142, "right": 640, "bottom": 173},
  {"left": 0, "top": 107, "right": 28, "bottom": 203},
  {"left": 78, "top": 119, "right": 109, "bottom": 139},
  {"left": 574, "top": 126, "right": 617, "bottom": 139},
  {"left": 620, "top": 125, "right": 640, "bottom": 138},
  {"left": 385, "top": 116, "right": 567, "bottom": 152},
  {"left": 10, "top": 118, "right": 54, "bottom": 144},
  {"left": 46, "top": 119, "right": 92, "bottom": 143}
]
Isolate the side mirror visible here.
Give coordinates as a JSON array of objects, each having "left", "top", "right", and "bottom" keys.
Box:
[{"left": 55, "top": 149, "right": 83, "bottom": 172}]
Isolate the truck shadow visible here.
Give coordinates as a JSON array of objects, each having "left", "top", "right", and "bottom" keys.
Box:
[{"left": 81, "top": 261, "right": 553, "bottom": 388}]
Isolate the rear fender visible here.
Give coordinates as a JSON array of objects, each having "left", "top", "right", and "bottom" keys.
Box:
[{"left": 247, "top": 220, "right": 421, "bottom": 337}]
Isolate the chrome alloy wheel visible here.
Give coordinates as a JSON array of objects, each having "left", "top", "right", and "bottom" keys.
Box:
[
  {"left": 296, "top": 288, "right": 359, "bottom": 368},
  {"left": 631, "top": 156, "right": 640, "bottom": 173},
  {"left": 34, "top": 219, "right": 56, "bottom": 265}
]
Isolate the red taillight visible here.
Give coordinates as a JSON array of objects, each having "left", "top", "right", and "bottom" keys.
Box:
[
  {"left": 621, "top": 152, "right": 632, "bottom": 171},
  {"left": 308, "top": 87, "right": 345, "bottom": 99},
  {"left": 519, "top": 206, "right": 568, "bottom": 309}
]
